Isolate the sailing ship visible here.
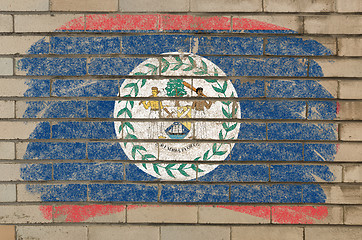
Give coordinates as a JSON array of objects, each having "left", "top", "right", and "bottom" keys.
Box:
[{"left": 165, "top": 122, "right": 190, "bottom": 139}]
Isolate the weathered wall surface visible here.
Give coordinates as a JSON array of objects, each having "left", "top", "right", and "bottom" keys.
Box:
[{"left": 0, "top": 0, "right": 361, "bottom": 239}]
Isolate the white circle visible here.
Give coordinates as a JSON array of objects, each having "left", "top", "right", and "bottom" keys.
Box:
[{"left": 114, "top": 53, "right": 240, "bottom": 181}]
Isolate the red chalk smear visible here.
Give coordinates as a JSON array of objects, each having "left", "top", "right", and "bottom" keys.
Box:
[
  {"left": 58, "top": 17, "right": 85, "bottom": 31},
  {"left": 159, "top": 15, "right": 231, "bottom": 31},
  {"left": 40, "top": 205, "right": 329, "bottom": 224},
  {"left": 58, "top": 14, "right": 289, "bottom": 32},
  {"left": 40, "top": 205, "right": 126, "bottom": 222},
  {"left": 233, "top": 17, "right": 289, "bottom": 31},
  {"left": 85, "top": 14, "right": 158, "bottom": 31},
  {"left": 39, "top": 205, "right": 53, "bottom": 220},
  {"left": 127, "top": 204, "right": 160, "bottom": 210},
  {"left": 336, "top": 102, "right": 340, "bottom": 115},
  {"left": 272, "top": 206, "right": 328, "bottom": 224},
  {"left": 216, "top": 205, "right": 270, "bottom": 219}
]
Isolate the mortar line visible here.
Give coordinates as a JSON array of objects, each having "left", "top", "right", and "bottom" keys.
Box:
[
  {"left": 14, "top": 225, "right": 17, "bottom": 240},
  {"left": 12, "top": 56, "right": 15, "bottom": 77},
  {"left": 125, "top": 204, "right": 128, "bottom": 223},
  {"left": 229, "top": 226, "right": 232, "bottom": 240},
  {"left": 337, "top": 80, "right": 341, "bottom": 99},
  {"left": 5, "top": 11, "right": 362, "bottom": 15},
  {"left": 159, "top": 225, "right": 162, "bottom": 240},
  {"left": 13, "top": 100, "right": 16, "bottom": 119},
  {"left": 342, "top": 205, "right": 346, "bottom": 224},
  {"left": 24, "top": 159, "right": 351, "bottom": 166},
  {"left": 86, "top": 225, "right": 90, "bottom": 240},
  {"left": 270, "top": 204, "right": 273, "bottom": 224},
  {"left": 303, "top": 227, "right": 306, "bottom": 240},
  {"left": 0, "top": 97, "right": 358, "bottom": 102},
  {"left": 14, "top": 140, "right": 17, "bottom": 160},
  {"left": 1, "top": 201, "right": 360, "bottom": 207},
  {"left": 306, "top": 100, "right": 309, "bottom": 119},
  {"left": 11, "top": 14, "right": 14, "bottom": 33},
  {"left": 341, "top": 164, "right": 345, "bottom": 183},
  {"left": 230, "top": 16, "right": 233, "bottom": 32}
]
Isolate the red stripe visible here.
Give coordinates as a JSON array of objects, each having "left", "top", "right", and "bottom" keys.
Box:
[
  {"left": 40, "top": 205, "right": 328, "bottom": 224},
  {"left": 159, "top": 15, "right": 231, "bottom": 31},
  {"left": 272, "top": 206, "right": 328, "bottom": 224},
  {"left": 58, "top": 14, "right": 290, "bottom": 31},
  {"left": 233, "top": 17, "right": 289, "bottom": 31},
  {"left": 85, "top": 14, "right": 158, "bottom": 31},
  {"left": 58, "top": 16, "right": 85, "bottom": 31}
]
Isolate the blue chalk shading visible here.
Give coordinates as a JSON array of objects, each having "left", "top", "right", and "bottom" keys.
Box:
[
  {"left": 17, "top": 58, "right": 87, "bottom": 76},
  {"left": 198, "top": 164, "right": 269, "bottom": 182},
  {"left": 232, "top": 79, "right": 265, "bottom": 98},
  {"left": 268, "top": 123, "right": 337, "bottom": 140},
  {"left": 271, "top": 165, "right": 335, "bottom": 182},
  {"left": 89, "top": 184, "right": 158, "bottom": 202},
  {"left": 309, "top": 59, "right": 324, "bottom": 77},
  {"left": 265, "top": 37, "right": 333, "bottom": 56},
  {"left": 193, "top": 36, "right": 263, "bottom": 55},
  {"left": 304, "top": 144, "right": 337, "bottom": 162},
  {"left": 204, "top": 56, "right": 234, "bottom": 76},
  {"left": 266, "top": 80, "right": 335, "bottom": 99},
  {"left": 23, "top": 142, "right": 86, "bottom": 160},
  {"left": 125, "top": 164, "right": 158, "bottom": 181},
  {"left": 160, "top": 184, "right": 229, "bottom": 202},
  {"left": 52, "top": 122, "right": 115, "bottom": 139},
  {"left": 229, "top": 143, "right": 303, "bottom": 161},
  {"left": 231, "top": 184, "right": 302, "bottom": 203},
  {"left": 88, "top": 142, "right": 128, "bottom": 160},
  {"left": 239, "top": 100, "right": 306, "bottom": 119},
  {"left": 23, "top": 80, "right": 50, "bottom": 97},
  {"left": 308, "top": 101, "right": 337, "bottom": 120},
  {"left": 303, "top": 184, "right": 327, "bottom": 203},
  {"left": 234, "top": 57, "right": 308, "bottom": 77},
  {"left": 88, "top": 101, "right": 115, "bottom": 118},
  {"left": 52, "top": 80, "right": 119, "bottom": 97},
  {"left": 230, "top": 184, "right": 270, "bottom": 203},
  {"left": 22, "top": 101, "right": 86, "bottom": 118},
  {"left": 242, "top": 30, "right": 297, "bottom": 34},
  {"left": 29, "top": 122, "right": 50, "bottom": 139},
  {"left": 26, "top": 184, "right": 87, "bottom": 201},
  {"left": 54, "top": 163, "right": 124, "bottom": 181},
  {"left": 122, "top": 35, "right": 190, "bottom": 54},
  {"left": 271, "top": 184, "right": 303, "bottom": 203},
  {"left": 27, "top": 38, "right": 49, "bottom": 54},
  {"left": 238, "top": 123, "right": 266, "bottom": 140},
  {"left": 51, "top": 37, "right": 120, "bottom": 54},
  {"left": 20, "top": 29, "right": 338, "bottom": 204},
  {"left": 20, "top": 164, "right": 52, "bottom": 181},
  {"left": 88, "top": 57, "right": 146, "bottom": 75}
]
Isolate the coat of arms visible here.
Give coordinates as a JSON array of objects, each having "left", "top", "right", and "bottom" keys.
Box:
[{"left": 114, "top": 53, "right": 240, "bottom": 180}]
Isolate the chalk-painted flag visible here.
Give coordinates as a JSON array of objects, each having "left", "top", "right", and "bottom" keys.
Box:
[{"left": 17, "top": 14, "right": 338, "bottom": 223}]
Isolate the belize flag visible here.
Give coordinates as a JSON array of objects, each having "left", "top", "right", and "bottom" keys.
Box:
[{"left": 17, "top": 14, "right": 338, "bottom": 223}]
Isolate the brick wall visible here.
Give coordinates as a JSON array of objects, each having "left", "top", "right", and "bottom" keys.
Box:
[{"left": 0, "top": 0, "right": 361, "bottom": 239}]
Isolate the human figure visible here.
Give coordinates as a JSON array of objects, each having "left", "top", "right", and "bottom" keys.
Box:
[
  {"left": 192, "top": 87, "right": 212, "bottom": 139},
  {"left": 140, "top": 87, "right": 164, "bottom": 139}
]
